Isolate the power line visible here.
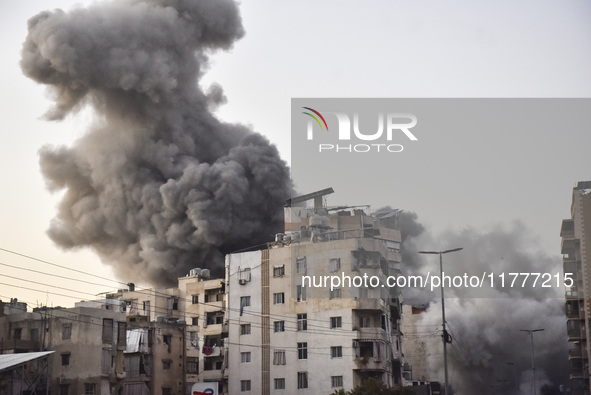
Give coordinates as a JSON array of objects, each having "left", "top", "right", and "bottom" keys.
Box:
[{"left": 0, "top": 246, "right": 128, "bottom": 286}]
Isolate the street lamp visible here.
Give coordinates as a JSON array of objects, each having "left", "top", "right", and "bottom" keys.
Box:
[
  {"left": 418, "top": 247, "right": 463, "bottom": 395},
  {"left": 520, "top": 328, "right": 544, "bottom": 395}
]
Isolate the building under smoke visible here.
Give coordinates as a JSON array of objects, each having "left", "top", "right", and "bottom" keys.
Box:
[{"left": 562, "top": 181, "right": 591, "bottom": 395}]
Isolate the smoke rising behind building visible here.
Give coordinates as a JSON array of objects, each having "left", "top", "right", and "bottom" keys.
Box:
[
  {"left": 399, "top": 213, "right": 568, "bottom": 394},
  {"left": 21, "top": 0, "right": 292, "bottom": 287}
]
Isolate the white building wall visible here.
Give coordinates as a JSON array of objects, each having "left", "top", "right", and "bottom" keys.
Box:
[{"left": 226, "top": 250, "right": 263, "bottom": 395}]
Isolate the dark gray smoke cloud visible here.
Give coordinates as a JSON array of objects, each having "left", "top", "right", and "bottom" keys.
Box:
[
  {"left": 21, "top": 0, "right": 292, "bottom": 286},
  {"left": 398, "top": 215, "right": 568, "bottom": 395}
]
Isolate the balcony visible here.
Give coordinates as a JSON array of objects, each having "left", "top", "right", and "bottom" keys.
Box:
[
  {"left": 355, "top": 298, "right": 386, "bottom": 311},
  {"left": 567, "top": 289, "right": 583, "bottom": 300},
  {"left": 353, "top": 357, "right": 388, "bottom": 372},
  {"left": 1, "top": 339, "right": 40, "bottom": 352},
  {"left": 355, "top": 327, "right": 387, "bottom": 340},
  {"left": 202, "top": 345, "right": 222, "bottom": 357},
  {"left": 561, "top": 219, "right": 575, "bottom": 238},
  {"left": 570, "top": 348, "right": 583, "bottom": 359},
  {"left": 199, "top": 369, "right": 224, "bottom": 381},
  {"left": 562, "top": 238, "right": 578, "bottom": 255}
]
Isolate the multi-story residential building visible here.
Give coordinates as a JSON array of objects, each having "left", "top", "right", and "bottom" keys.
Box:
[
  {"left": 0, "top": 305, "right": 127, "bottom": 394},
  {"left": 226, "top": 189, "right": 405, "bottom": 394},
  {"left": 178, "top": 270, "right": 228, "bottom": 393},
  {"left": 562, "top": 181, "right": 591, "bottom": 395},
  {"left": 119, "top": 315, "right": 186, "bottom": 395},
  {"left": 102, "top": 270, "right": 229, "bottom": 394}
]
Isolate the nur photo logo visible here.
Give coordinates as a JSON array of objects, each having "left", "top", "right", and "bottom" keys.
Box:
[{"left": 301, "top": 106, "right": 418, "bottom": 153}]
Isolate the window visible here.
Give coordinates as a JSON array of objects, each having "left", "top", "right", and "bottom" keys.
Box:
[
  {"left": 61, "top": 353, "right": 71, "bottom": 366},
  {"left": 241, "top": 380, "right": 251, "bottom": 392},
  {"left": 331, "top": 346, "right": 343, "bottom": 358},
  {"left": 239, "top": 268, "right": 251, "bottom": 282},
  {"left": 192, "top": 295, "right": 199, "bottom": 304},
  {"left": 241, "top": 352, "right": 251, "bottom": 363},
  {"left": 330, "top": 316, "right": 342, "bottom": 329},
  {"left": 118, "top": 322, "right": 127, "bottom": 347},
  {"left": 172, "top": 297, "right": 179, "bottom": 310},
  {"left": 13, "top": 328, "right": 22, "bottom": 340},
  {"left": 297, "top": 314, "right": 307, "bottom": 331},
  {"left": 274, "top": 378, "right": 286, "bottom": 390},
  {"left": 187, "top": 357, "right": 199, "bottom": 374},
  {"left": 273, "top": 293, "right": 285, "bottom": 304},
  {"left": 143, "top": 301, "right": 151, "bottom": 316},
  {"left": 330, "top": 288, "right": 341, "bottom": 299},
  {"left": 273, "top": 350, "right": 286, "bottom": 365},
  {"left": 102, "top": 319, "right": 113, "bottom": 343},
  {"left": 329, "top": 258, "right": 341, "bottom": 272},
  {"left": 189, "top": 331, "right": 198, "bottom": 348},
  {"left": 62, "top": 324, "right": 72, "bottom": 340},
  {"left": 297, "top": 372, "right": 308, "bottom": 389},
  {"left": 240, "top": 296, "right": 251, "bottom": 307},
  {"left": 297, "top": 342, "right": 308, "bottom": 360},
  {"left": 30, "top": 328, "right": 39, "bottom": 341},
  {"left": 331, "top": 376, "right": 344, "bottom": 388},
  {"left": 101, "top": 349, "right": 111, "bottom": 374},
  {"left": 206, "top": 311, "right": 224, "bottom": 325},
  {"left": 385, "top": 240, "right": 401, "bottom": 252},
  {"left": 360, "top": 316, "right": 370, "bottom": 328},
  {"left": 192, "top": 316, "right": 199, "bottom": 326},
  {"left": 296, "top": 257, "right": 307, "bottom": 274},
  {"left": 296, "top": 285, "right": 306, "bottom": 302},
  {"left": 163, "top": 335, "right": 172, "bottom": 353},
  {"left": 59, "top": 384, "right": 69, "bottom": 395},
  {"left": 162, "top": 359, "right": 171, "bottom": 370},
  {"left": 240, "top": 324, "right": 251, "bottom": 335},
  {"left": 84, "top": 383, "right": 96, "bottom": 395},
  {"left": 273, "top": 265, "right": 285, "bottom": 277},
  {"left": 274, "top": 321, "right": 285, "bottom": 332}
]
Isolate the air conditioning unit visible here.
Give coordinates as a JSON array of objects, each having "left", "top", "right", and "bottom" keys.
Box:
[{"left": 238, "top": 279, "right": 247, "bottom": 285}]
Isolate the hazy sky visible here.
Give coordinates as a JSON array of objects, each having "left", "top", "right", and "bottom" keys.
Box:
[{"left": 2, "top": 0, "right": 591, "bottom": 307}]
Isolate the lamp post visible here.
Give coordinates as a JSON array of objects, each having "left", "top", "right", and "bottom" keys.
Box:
[
  {"left": 418, "top": 247, "right": 463, "bottom": 395},
  {"left": 520, "top": 328, "right": 544, "bottom": 395}
]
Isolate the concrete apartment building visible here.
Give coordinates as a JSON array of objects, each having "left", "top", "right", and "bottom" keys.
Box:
[
  {"left": 103, "top": 269, "right": 229, "bottom": 393},
  {"left": 226, "top": 189, "right": 405, "bottom": 394},
  {"left": 562, "top": 181, "right": 591, "bottom": 395},
  {"left": 0, "top": 303, "right": 127, "bottom": 395}
]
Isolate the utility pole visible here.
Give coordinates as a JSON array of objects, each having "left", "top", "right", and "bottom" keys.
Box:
[
  {"left": 520, "top": 328, "right": 544, "bottom": 395},
  {"left": 419, "top": 247, "right": 463, "bottom": 395}
]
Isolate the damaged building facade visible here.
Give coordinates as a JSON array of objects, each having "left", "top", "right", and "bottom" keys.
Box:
[{"left": 226, "top": 188, "right": 406, "bottom": 394}]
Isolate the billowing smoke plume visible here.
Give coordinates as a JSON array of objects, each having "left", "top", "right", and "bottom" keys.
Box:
[
  {"left": 398, "top": 215, "right": 568, "bottom": 395},
  {"left": 21, "top": 0, "right": 292, "bottom": 286}
]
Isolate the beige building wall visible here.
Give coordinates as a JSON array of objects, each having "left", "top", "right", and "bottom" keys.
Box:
[{"left": 0, "top": 306, "right": 127, "bottom": 395}]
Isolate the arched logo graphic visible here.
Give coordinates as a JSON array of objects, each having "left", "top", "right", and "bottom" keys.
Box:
[{"left": 302, "top": 107, "right": 329, "bottom": 133}]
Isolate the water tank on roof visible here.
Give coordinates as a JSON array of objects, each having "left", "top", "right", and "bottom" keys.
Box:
[
  {"left": 190, "top": 268, "right": 202, "bottom": 277},
  {"left": 321, "top": 215, "right": 330, "bottom": 228},
  {"left": 309, "top": 214, "right": 323, "bottom": 227},
  {"left": 275, "top": 233, "right": 284, "bottom": 242},
  {"left": 201, "top": 269, "right": 211, "bottom": 278}
]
